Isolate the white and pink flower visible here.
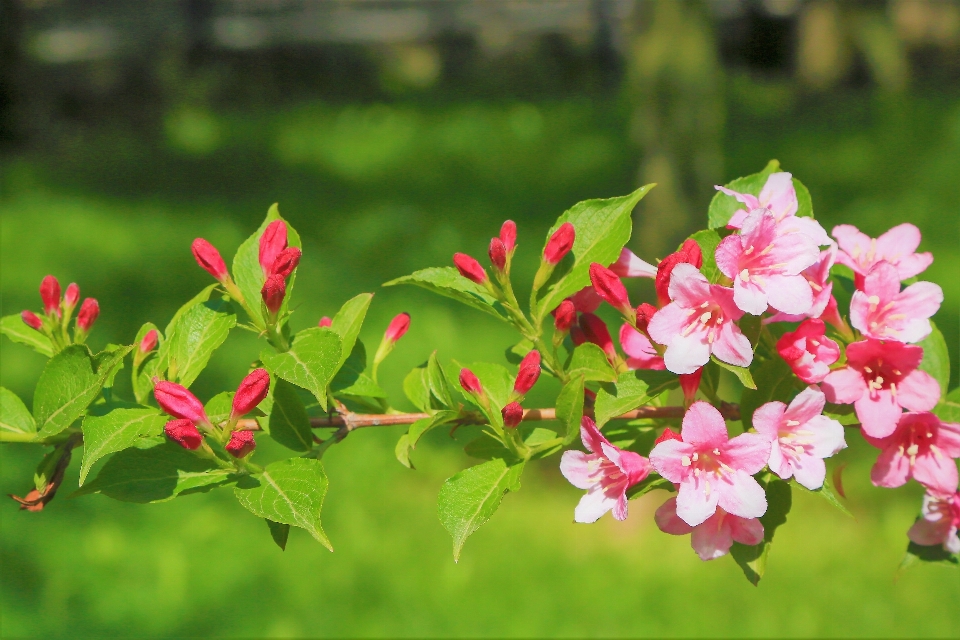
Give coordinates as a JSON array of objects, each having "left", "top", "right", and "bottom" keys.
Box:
[
  {"left": 655, "top": 496, "right": 764, "bottom": 560},
  {"left": 864, "top": 411, "right": 960, "bottom": 495},
  {"left": 766, "top": 245, "right": 838, "bottom": 323},
  {"left": 833, "top": 223, "right": 933, "bottom": 287},
  {"left": 619, "top": 323, "right": 665, "bottom": 370},
  {"left": 908, "top": 490, "right": 960, "bottom": 555},
  {"left": 849, "top": 261, "right": 942, "bottom": 343},
  {"left": 776, "top": 318, "right": 840, "bottom": 384}
]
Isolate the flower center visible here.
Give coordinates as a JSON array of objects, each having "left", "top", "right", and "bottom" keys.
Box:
[
  {"left": 683, "top": 301, "right": 725, "bottom": 343},
  {"left": 680, "top": 448, "right": 732, "bottom": 497},
  {"left": 860, "top": 358, "right": 906, "bottom": 396}
]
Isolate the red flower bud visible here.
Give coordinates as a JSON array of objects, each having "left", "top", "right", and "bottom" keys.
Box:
[
  {"left": 500, "top": 220, "right": 517, "bottom": 252},
  {"left": 570, "top": 323, "right": 587, "bottom": 346},
  {"left": 40, "top": 275, "right": 61, "bottom": 316},
  {"left": 77, "top": 298, "right": 99, "bottom": 332},
  {"left": 164, "top": 419, "right": 203, "bottom": 450},
  {"left": 64, "top": 283, "right": 80, "bottom": 309},
  {"left": 654, "top": 427, "right": 683, "bottom": 446},
  {"left": 21, "top": 310, "right": 42, "bottom": 331},
  {"left": 502, "top": 402, "right": 523, "bottom": 428},
  {"left": 488, "top": 237, "right": 507, "bottom": 271},
  {"left": 232, "top": 368, "right": 270, "bottom": 418},
  {"left": 191, "top": 238, "right": 228, "bottom": 281},
  {"left": 543, "top": 222, "right": 575, "bottom": 265},
  {"left": 655, "top": 239, "right": 703, "bottom": 307},
  {"left": 261, "top": 274, "right": 286, "bottom": 315},
  {"left": 679, "top": 369, "right": 702, "bottom": 405},
  {"left": 453, "top": 253, "right": 488, "bottom": 285},
  {"left": 154, "top": 380, "right": 209, "bottom": 424},
  {"left": 318, "top": 316, "right": 332, "bottom": 328},
  {"left": 589, "top": 262, "right": 631, "bottom": 314},
  {"left": 270, "top": 246, "right": 301, "bottom": 278},
  {"left": 635, "top": 303, "right": 657, "bottom": 333},
  {"left": 579, "top": 313, "right": 614, "bottom": 356},
  {"left": 459, "top": 368, "right": 484, "bottom": 396},
  {"left": 226, "top": 429, "right": 256, "bottom": 458},
  {"left": 553, "top": 300, "right": 576, "bottom": 332},
  {"left": 385, "top": 312, "right": 411, "bottom": 342},
  {"left": 259, "top": 220, "right": 288, "bottom": 276},
  {"left": 139, "top": 329, "right": 159, "bottom": 353},
  {"left": 514, "top": 350, "right": 541, "bottom": 395}
]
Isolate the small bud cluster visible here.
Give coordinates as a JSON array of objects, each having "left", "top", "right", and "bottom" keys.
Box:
[{"left": 21, "top": 275, "right": 100, "bottom": 351}]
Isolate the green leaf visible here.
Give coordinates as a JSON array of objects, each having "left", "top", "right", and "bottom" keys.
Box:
[
  {"left": 0, "top": 314, "right": 54, "bottom": 357},
  {"left": 166, "top": 298, "right": 237, "bottom": 388},
  {"left": 710, "top": 355, "right": 756, "bottom": 390},
  {"left": 261, "top": 327, "right": 342, "bottom": 411},
  {"left": 427, "top": 353, "right": 454, "bottom": 409},
  {"left": 731, "top": 477, "right": 792, "bottom": 585},
  {"left": 899, "top": 541, "right": 959, "bottom": 572},
  {"left": 330, "top": 340, "right": 386, "bottom": 399},
  {"left": 1, "top": 387, "right": 36, "bottom": 435},
  {"left": 594, "top": 370, "right": 677, "bottom": 427},
  {"left": 534, "top": 185, "right": 654, "bottom": 319},
  {"left": 934, "top": 398, "right": 960, "bottom": 423},
  {"left": 795, "top": 473, "right": 853, "bottom": 518},
  {"left": 687, "top": 229, "right": 723, "bottom": 283},
  {"left": 384, "top": 267, "right": 508, "bottom": 322},
  {"left": 79, "top": 408, "right": 167, "bottom": 485},
  {"left": 463, "top": 433, "right": 515, "bottom": 461},
  {"left": 269, "top": 379, "right": 314, "bottom": 452},
  {"left": 234, "top": 457, "right": 332, "bottom": 550},
  {"left": 203, "top": 392, "right": 235, "bottom": 425},
  {"left": 403, "top": 365, "right": 431, "bottom": 412},
  {"left": 794, "top": 177, "right": 814, "bottom": 219},
  {"left": 34, "top": 345, "right": 132, "bottom": 437},
  {"left": 567, "top": 343, "right": 617, "bottom": 383},
  {"left": 232, "top": 204, "right": 302, "bottom": 327},
  {"left": 556, "top": 375, "right": 585, "bottom": 444},
  {"left": 626, "top": 476, "right": 674, "bottom": 500},
  {"left": 739, "top": 357, "right": 795, "bottom": 429},
  {"left": 329, "top": 293, "right": 373, "bottom": 373},
  {"left": 164, "top": 284, "right": 219, "bottom": 336},
  {"left": 75, "top": 441, "right": 235, "bottom": 502},
  {"left": 395, "top": 433, "right": 414, "bottom": 469},
  {"left": 505, "top": 339, "right": 534, "bottom": 365},
  {"left": 708, "top": 160, "right": 781, "bottom": 229},
  {"left": 408, "top": 410, "right": 459, "bottom": 448},
  {"left": 437, "top": 458, "right": 525, "bottom": 562},
  {"left": 917, "top": 321, "right": 950, "bottom": 398},
  {"left": 266, "top": 519, "right": 290, "bottom": 551}
]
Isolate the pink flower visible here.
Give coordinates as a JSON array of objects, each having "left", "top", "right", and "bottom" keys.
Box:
[
  {"left": 560, "top": 417, "right": 651, "bottom": 522},
  {"left": 647, "top": 263, "right": 752, "bottom": 375},
  {"left": 164, "top": 419, "right": 203, "bottom": 450},
  {"left": 776, "top": 319, "right": 840, "bottom": 384},
  {"left": 553, "top": 300, "right": 576, "bottom": 332},
  {"left": 64, "top": 283, "right": 80, "bottom": 310},
  {"left": 849, "top": 261, "right": 942, "bottom": 344},
  {"left": 766, "top": 245, "right": 838, "bottom": 323},
  {"left": 499, "top": 220, "right": 517, "bottom": 253},
  {"left": 318, "top": 316, "right": 332, "bottom": 328},
  {"left": 715, "top": 210, "right": 819, "bottom": 315},
  {"left": 139, "top": 329, "right": 159, "bottom": 354},
  {"left": 649, "top": 402, "right": 771, "bottom": 526},
  {"left": 864, "top": 412, "right": 960, "bottom": 495},
  {"left": 832, "top": 223, "right": 933, "bottom": 287},
  {"left": 40, "top": 275, "right": 61, "bottom": 317},
  {"left": 261, "top": 274, "right": 286, "bottom": 315},
  {"left": 821, "top": 340, "right": 940, "bottom": 438},
  {"left": 488, "top": 237, "right": 507, "bottom": 271},
  {"left": 655, "top": 496, "right": 764, "bottom": 561},
  {"left": 154, "top": 380, "right": 210, "bottom": 426},
  {"left": 908, "top": 490, "right": 960, "bottom": 555},
  {"left": 619, "top": 323, "right": 664, "bottom": 370},
  {"left": 610, "top": 247, "right": 657, "bottom": 278},
  {"left": 752, "top": 387, "right": 846, "bottom": 490},
  {"left": 655, "top": 239, "right": 702, "bottom": 307}
]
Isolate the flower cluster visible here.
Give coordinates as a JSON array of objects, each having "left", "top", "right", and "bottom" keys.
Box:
[{"left": 21, "top": 275, "right": 99, "bottom": 350}]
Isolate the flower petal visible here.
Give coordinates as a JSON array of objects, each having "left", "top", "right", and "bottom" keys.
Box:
[
  {"left": 676, "top": 475, "right": 721, "bottom": 527},
  {"left": 690, "top": 512, "right": 735, "bottom": 560},
  {"left": 728, "top": 515, "right": 765, "bottom": 546},
  {"left": 654, "top": 496, "right": 694, "bottom": 535},
  {"left": 560, "top": 450, "right": 601, "bottom": 490},
  {"left": 751, "top": 401, "right": 786, "bottom": 440},
  {"left": 664, "top": 333, "right": 712, "bottom": 375},
  {"left": 855, "top": 390, "right": 902, "bottom": 438},
  {"left": 764, "top": 273, "right": 814, "bottom": 316},
  {"left": 681, "top": 401, "right": 729, "bottom": 448},
  {"left": 716, "top": 470, "right": 768, "bottom": 520},
  {"left": 723, "top": 432, "right": 771, "bottom": 475},
  {"left": 912, "top": 454, "right": 960, "bottom": 495},
  {"left": 574, "top": 487, "right": 618, "bottom": 523},
  {"left": 711, "top": 322, "right": 753, "bottom": 369},
  {"left": 897, "top": 370, "right": 940, "bottom": 413},
  {"left": 822, "top": 367, "right": 867, "bottom": 405},
  {"left": 650, "top": 439, "right": 694, "bottom": 483},
  {"left": 792, "top": 455, "right": 827, "bottom": 490},
  {"left": 870, "top": 446, "right": 911, "bottom": 488}
]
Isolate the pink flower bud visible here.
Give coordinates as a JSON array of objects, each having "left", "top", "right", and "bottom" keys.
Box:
[
  {"left": 164, "top": 419, "right": 203, "bottom": 450},
  {"left": 318, "top": 316, "right": 332, "bottom": 328},
  {"left": 579, "top": 312, "right": 614, "bottom": 356},
  {"left": 514, "top": 350, "right": 541, "bottom": 395},
  {"left": 64, "top": 283, "right": 80, "bottom": 308},
  {"left": 589, "top": 262, "right": 631, "bottom": 314},
  {"left": 139, "top": 329, "right": 159, "bottom": 353},
  {"left": 553, "top": 300, "right": 576, "bottom": 332},
  {"left": 488, "top": 237, "right": 507, "bottom": 271},
  {"left": 154, "top": 380, "right": 209, "bottom": 424},
  {"left": 261, "top": 274, "right": 286, "bottom": 315},
  {"left": 40, "top": 275, "right": 61, "bottom": 316},
  {"left": 270, "top": 247, "right": 301, "bottom": 278},
  {"left": 232, "top": 368, "right": 270, "bottom": 418},
  {"left": 655, "top": 239, "right": 702, "bottom": 307},
  {"left": 502, "top": 402, "right": 523, "bottom": 428},
  {"left": 76, "top": 298, "right": 99, "bottom": 332},
  {"left": 459, "top": 368, "right": 484, "bottom": 396},
  {"left": 21, "top": 310, "right": 42, "bottom": 331},
  {"left": 635, "top": 303, "right": 657, "bottom": 333},
  {"left": 385, "top": 312, "right": 411, "bottom": 342},
  {"left": 226, "top": 430, "right": 256, "bottom": 458},
  {"left": 453, "top": 253, "right": 488, "bottom": 285},
  {"left": 544, "top": 222, "right": 575, "bottom": 265},
  {"left": 191, "top": 238, "right": 228, "bottom": 281},
  {"left": 500, "top": 220, "right": 517, "bottom": 252},
  {"left": 259, "top": 220, "right": 288, "bottom": 276},
  {"left": 679, "top": 369, "right": 702, "bottom": 404},
  {"left": 654, "top": 427, "right": 682, "bottom": 446}
]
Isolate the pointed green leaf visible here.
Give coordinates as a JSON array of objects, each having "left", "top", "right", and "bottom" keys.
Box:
[
  {"left": 395, "top": 433, "right": 414, "bottom": 469},
  {"left": 1, "top": 387, "right": 36, "bottom": 435},
  {"left": 0, "top": 314, "right": 54, "bottom": 357},
  {"left": 408, "top": 410, "right": 459, "bottom": 448},
  {"left": 330, "top": 340, "right": 386, "bottom": 398},
  {"left": 795, "top": 474, "right": 853, "bottom": 518},
  {"left": 730, "top": 477, "right": 792, "bottom": 585},
  {"left": 403, "top": 364, "right": 431, "bottom": 412},
  {"left": 708, "top": 160, "right": 781, "bottom": 229},
  {"left": 203, "top": 392, "right": 235, "bottom": 425},
  {"left": 330, "top": 293, "right": 373, "bottom": 372},
  {"left": 626, "top": 476, "right": 674, "bottom": 500},
  {"left": 567, "top": 343, "right": 617, "bottom": 383},
  {"left": 79, "top": 408, "right": 166, "bottom": 485},
  {"left": 556, "top": 374, "right": 585, "bottom": 444},
  {"left": 269, "top": 379, "right": 314, "bottom": 452},
  {"left": 261, "top": 327, "right": 342, "bottom": 411},
  {"left": 384, "top": 267, "right": 509, "bottom": 322},
  {"left": 918, "top": 321, "right": 949, "bottom": 398},
  {"left": 166, "top": 298, "right": 236, "bottom": 388},
  {"left": 427, "top": 353, "right": 454, "bottom": 409},
  {"left": 711, "top": 355, "right": 756, "bottom": 390},
  {"left": 594, "top": 370, "right": 677, "bottom": 427}
]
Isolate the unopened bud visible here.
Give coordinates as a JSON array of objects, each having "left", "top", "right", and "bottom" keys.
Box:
[
  {"left": 488, "top": 237, "right": 507, "bottom": 271},
  {"left": 543, "top": 222, "right": 575, "bottom": 265},
  {"left": 385, "top": 312, "right": 411, "bottom": 342},
  {"left": 232, "top": 368, "right": 270, "bottom": 419},
  {"left": 635, "top": 303, "right": 657, "bottom": 333},
  {"left": 154, "top": 380, "right": 209, "bottom": 425},
  {"left": 21, "top": 310, "right": 42, "bottom": 331},
  {"left": 270, "top": 246, "right": 301, "bottom": 278},
  {"left": 655, "top": 239, "right": 703, "bottom": 307},
  {"left": 64, "top": 283, "right": 80, "bottom": 309},
  {"left": 459, "top": 368, "right": 484, "bottom": 397},
  {"left": 589, "top": 263, "right": 631, "bottom": 315},
  {"left": 77, "top": 298, "right": 99, "bottom": 332},
  {"left": 259, "top": 220, "right": 288, "bottom": 276},
  {"left": 453, "top": 253, "right": 488, "bottom": 285},
  {"left": 261, "top": 274, "right": 286, "bottom": 315},
  {"left": 570, "top": 323, "right": 586, "bottom": 346},
  {"left": 40, "top": 275, "right": 61, "bottom": 317},
  {"left": 553, "top": 300, "right": 576, "bottom": 332},
  {"left": 226, "top": 430, "right": 256, "bottom": 458},
  {"left": 654, "top": 427, "right": 683, "bottom": 446},
  {"left": 502, "top": 402, "right": 523, "bottom": 428},
  {"left": 191, "top": 238, "right": 228, "bottom": 281},
  {"left": 318, "top": 316, "right": 332, "bottom": 328},
  {"left": 514, "top": 350, "right": 541, "bottom": 395},
  {"left": 500, "top": 220, "right": 517, "bottom": 252},
  {"left": 164, "top": 419, "right": 203, "bottom": 450},
  {"left": 679, "top": 369, "right": 702, "bottom": 405},
  {"left": 139, "top": 329, "right": 159, "bottom": 353},
  {"left": 579, "top": 313, "right": 614, "bottom": 356}
]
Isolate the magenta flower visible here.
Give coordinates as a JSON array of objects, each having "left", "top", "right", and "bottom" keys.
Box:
[
  {"left": 560, "top": 417, "right": 651, "bottom": 523},
  {"left": 766, "top": 245, "right": 838, "bottom": 323},
  {"left": 776, "top": 319, "right": 840, "bottom": 384},
  {"left": 655, "top": 496, "right": 764, "bottom": 560},
  {"left": 619, "top": 323, "right": 664, "bottom": 370},
  {"left": 821, "top": 340, "right": 940, "bottom": 438},
  {"left": 908, "top": 490, "right": 960, "bottom": 555},
  {"left": 649, "top": 402, "right": 770, "bottom": 526},
  {"left": 864, "top": 412, "right": 960, "bottom": 495},
  {"left": 752, "top": 387, "right": 846, "bottom": 490},
  {"left": 715, "top": 210, "right": 819, "bottom": 315},
  {"left": 849, "top": 261, "right": 942, "bottom": 344},
  {"left": 832, "top": 223, "right": 933, "bottom": 287},
  {"left": 647, "top": 263, "right": 752, "bottom": 375}
]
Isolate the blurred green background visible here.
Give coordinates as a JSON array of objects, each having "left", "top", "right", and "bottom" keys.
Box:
[{"left": 1, "top": 0, "right": 959, "bottom": 637}]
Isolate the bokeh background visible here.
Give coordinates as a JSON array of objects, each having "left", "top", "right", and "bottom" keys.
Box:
[{"left": 2, "top": 0, "right": 959, "bottom": 637}]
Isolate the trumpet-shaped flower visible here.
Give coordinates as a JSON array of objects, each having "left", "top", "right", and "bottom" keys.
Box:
[
  {"left": 611, "top": 247, "right": 657, "bottom": 278},
  {"left": 560, "top": 417, "right": 651, "bottom": 523},
  {"left": 833, "top": 223, "right": 933, "bottom": 287},
  {"left": 619, "top": 323, "right": 664, "bottom": 370},
  {"left": 766, "top": 245, "right": 838, "bottom": 323},
  {"left": 864, "top": 412, "right": 960, "bottom": 494},
  {"left": 908, "top": 490, "right": 960, "bottom": 554},
  {"left": 850, "top": 261, "right": 942, "bottom": 343},
  {"left": 776, "top": 319, "right": 840, "bottom": 384},
  {"left": 647, "top": 263, "right": 752, "bottom": 375},
  {"left": 649, "top": 402, "right": 771, "bottom": 526},
  {"left": 821, "top": 340, "right": 940, "bottom": 438},
  {"left": 752, "top": 387, "right": 846, "bottom": 489},
  {"left": 655, "top": 496, "right": 764, "bottom": 560}
]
